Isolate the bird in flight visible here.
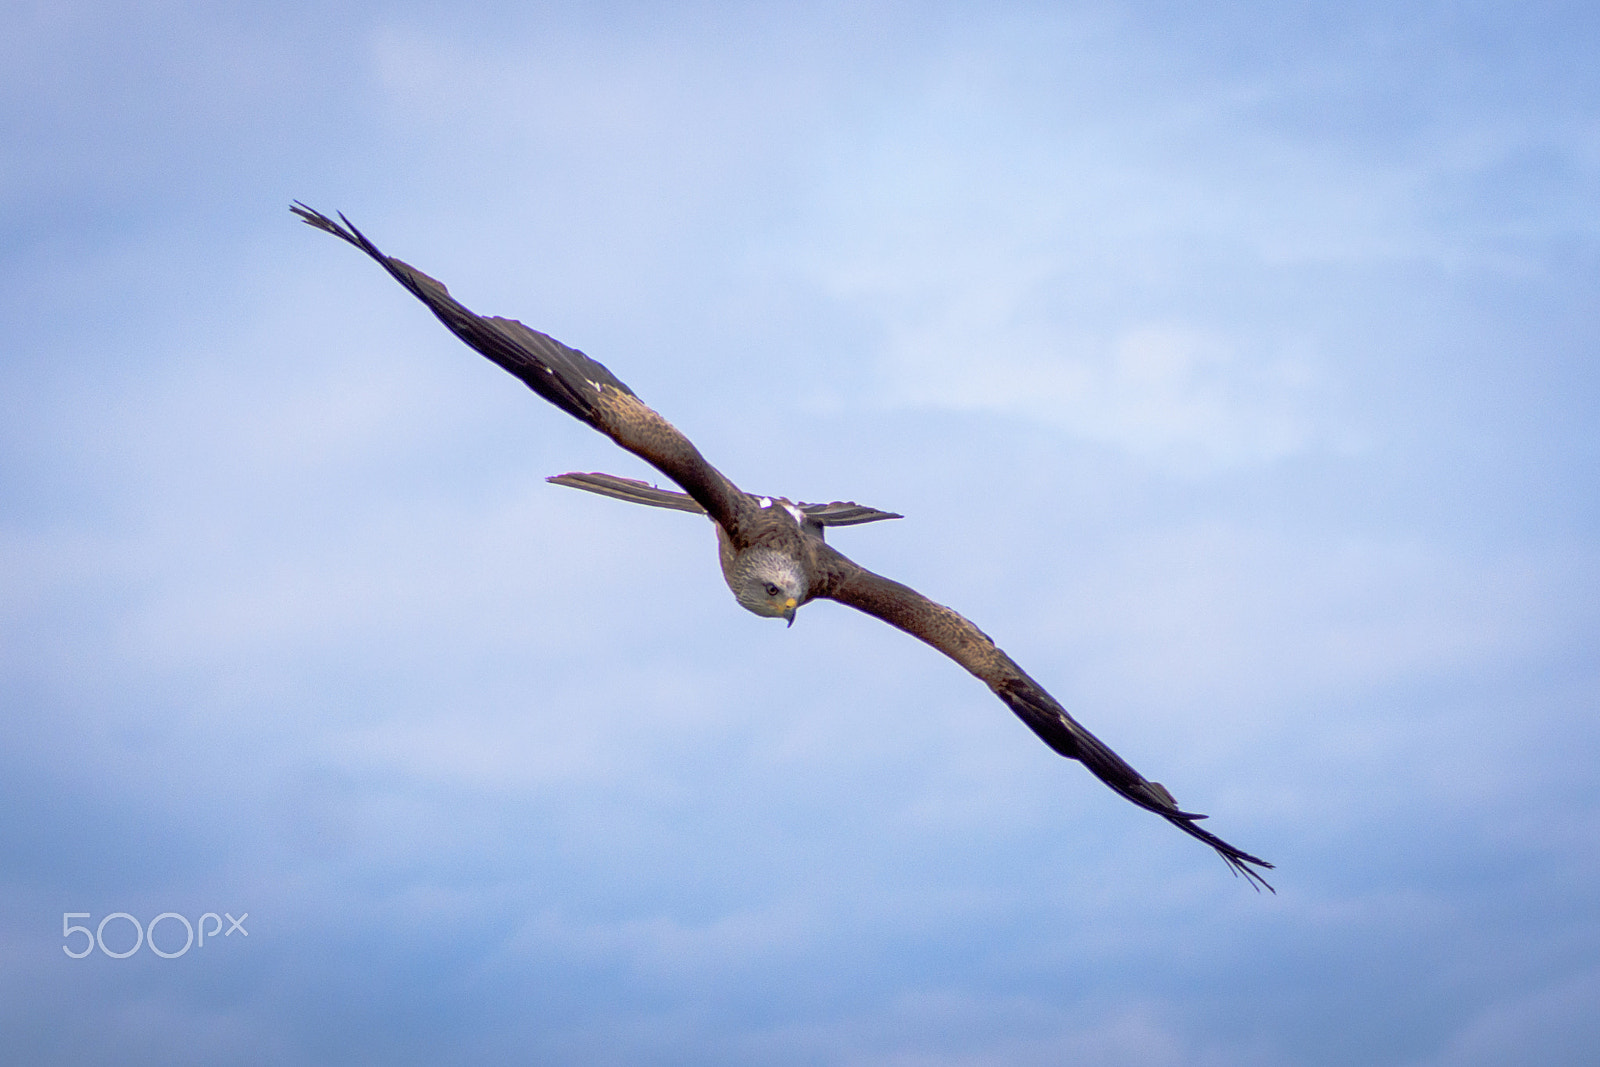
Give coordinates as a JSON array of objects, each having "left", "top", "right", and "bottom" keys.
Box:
[{"left": 293, "top": 204, "right": 1274, "bottom": 891}]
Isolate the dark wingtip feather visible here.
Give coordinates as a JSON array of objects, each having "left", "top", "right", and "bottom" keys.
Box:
[
  {"left": 995, "top": 676, "right": 1275, "bottom": 891},
  {"left": 291, "top": 202, "right": 363, "bottom": 248},
  {"left": 1165, "top": 811, "right": 1276, "bottom": 893},
  {"left": 291, "top": 203, "right": 632, "bottom": 425}
]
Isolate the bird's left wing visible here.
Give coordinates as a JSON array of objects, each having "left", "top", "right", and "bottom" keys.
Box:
[
  {"left": 814, "top": 548, "right": 1275, "bottom": 890},
  {"left": 292, "top": 204, "right": 751, "bottom": 535}
]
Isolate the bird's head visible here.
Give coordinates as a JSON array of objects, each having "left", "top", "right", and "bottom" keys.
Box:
[{"left": 729, "top": 548, "right": 807, "bottom": 626}]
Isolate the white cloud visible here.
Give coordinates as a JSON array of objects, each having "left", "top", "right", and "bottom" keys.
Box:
[{"left": 873, "top": 312, "right": 1320, "bottom": 469}]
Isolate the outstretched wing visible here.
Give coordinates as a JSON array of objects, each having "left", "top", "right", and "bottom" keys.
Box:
[
  {"left": 292, "top": 204, "right": 751, "bottom": 535},
  {"left": 548, "top": 471, "right": 903, "bottom": 526},
  {"left": 815, "top": 549, "right": 1274, "bottom": 890}
]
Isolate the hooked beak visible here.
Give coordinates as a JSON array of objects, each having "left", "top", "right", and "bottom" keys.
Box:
[{"left": 783, "top": 597, "right": 798, "bottom": 627}]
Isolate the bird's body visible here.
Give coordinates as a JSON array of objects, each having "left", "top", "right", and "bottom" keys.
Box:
[{"left": 294, "top": 203, "right": 1274, "bottom": 891}]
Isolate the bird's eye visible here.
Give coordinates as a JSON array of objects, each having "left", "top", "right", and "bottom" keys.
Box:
[{"left": 764, "top": 582, "right": 781, "bottom": 598}]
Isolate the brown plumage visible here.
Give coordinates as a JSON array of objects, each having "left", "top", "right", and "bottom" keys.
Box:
[{"left": 293, "top": 203, "right": 1274, "bottom": 891}]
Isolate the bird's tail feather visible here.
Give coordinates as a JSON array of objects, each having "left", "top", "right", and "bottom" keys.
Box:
[
  {"left": 548, "top": 472, "right": 904, "bottom": 527},
  {"left": 547, "top": 472, "right": 707, "bottom": 513}
]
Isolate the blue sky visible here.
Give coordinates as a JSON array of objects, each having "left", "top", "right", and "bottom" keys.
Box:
[{"left": 3, "top": 1, "right": 1597, "bottom": 1063}]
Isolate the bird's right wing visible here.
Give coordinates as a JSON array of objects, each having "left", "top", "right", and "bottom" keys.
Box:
[
  {"left": 815, "top": 550, "right": 1275, "bottom": 891},
  {"left": 293, "top": 204, "right": 751, "bottom": 535}
]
